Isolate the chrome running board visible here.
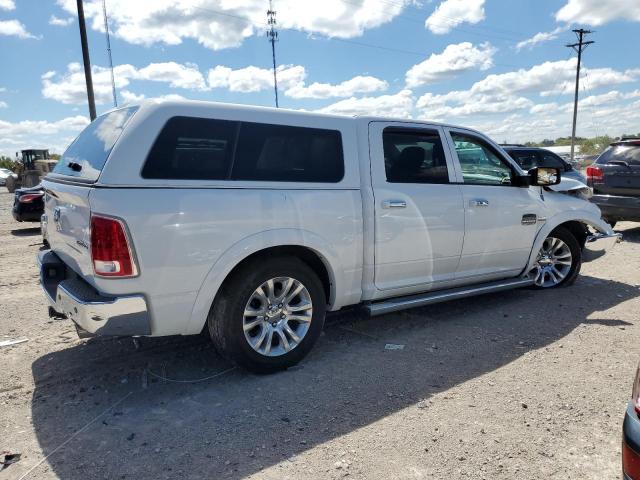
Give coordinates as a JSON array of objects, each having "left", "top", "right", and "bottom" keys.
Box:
[{"left": 366, "top": 277, "right": 534, "bottom": 316}]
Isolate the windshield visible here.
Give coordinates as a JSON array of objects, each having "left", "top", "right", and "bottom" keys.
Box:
[{"left": 52, "top": 107, "right": 138, "bottom": 182}]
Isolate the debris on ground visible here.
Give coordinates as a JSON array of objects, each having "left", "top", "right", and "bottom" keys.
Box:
[
  {"left": 384, "top": 343, "right": 405, "bottom": 350},
  {"left": 0, "top": 338, "right": 28, "bottom": 348},
  {"left": 0, "top": 451, "right": 21, "bottom": 470}
]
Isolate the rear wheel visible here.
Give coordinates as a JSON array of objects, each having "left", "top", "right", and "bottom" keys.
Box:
[
  {"left": 529, "top": 226, "right": 581, "bottom": 289},
  {"left": 208, "top": 257, "right": 326, "bottom": 373}
]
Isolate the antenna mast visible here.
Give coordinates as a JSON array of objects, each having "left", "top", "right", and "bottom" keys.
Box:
[
  {"left": 102, "top": 0, "right": 117, "bottom": 107},
  {"left": 267, "top": 0, "right": 279, "bottom": 108}
]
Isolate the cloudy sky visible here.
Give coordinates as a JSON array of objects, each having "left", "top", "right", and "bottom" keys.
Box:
[{"left": 1, "top": 0, "right": 639, "bottom": 156}]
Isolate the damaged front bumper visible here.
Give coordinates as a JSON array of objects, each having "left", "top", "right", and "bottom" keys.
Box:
[
  {"left": 582, "top": 231, "right": 623, "bottom": 262},
  {"left": 37, "top": 250, "right": 151, "bottom": 336}
]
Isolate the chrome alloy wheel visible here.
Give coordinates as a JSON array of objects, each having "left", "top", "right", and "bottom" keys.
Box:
[
  {"left": 530, "top": 236, "right": 573, "bottom": 288},
  {"left": 242, "top": 277, "right": 313, "bottom": 357}
]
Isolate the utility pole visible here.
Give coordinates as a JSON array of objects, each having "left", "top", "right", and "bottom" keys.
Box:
[
  {"left": 76, "top": 0, "right": 96, "bottom": 120},
  {"left": 267, "top": 0, "right": 279, "bottom": 108},
  {"left": 566, "top": 29, "right": 594, "bottom": 161},
  {"left": 102, "top": 0, "right": 117, "bottom": 107}
]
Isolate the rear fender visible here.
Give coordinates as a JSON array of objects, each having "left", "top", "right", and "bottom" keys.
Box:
[{"left": 185, "top": 229, "right": 343, "bottom": 335}]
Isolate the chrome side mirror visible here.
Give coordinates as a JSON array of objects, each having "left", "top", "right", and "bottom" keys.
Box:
[{"left": 529, "top": 167, "right": 561, "bottom": 186}]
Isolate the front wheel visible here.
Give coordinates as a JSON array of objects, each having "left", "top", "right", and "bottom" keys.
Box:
[
  {"left": 208, "top": 257, "right": 326, "bottom": 373},
  {"left": 530, "top": 226, "right": 581, "bottom": 289}
]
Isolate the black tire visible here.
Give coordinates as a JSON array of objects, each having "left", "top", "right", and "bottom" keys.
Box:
[
  {"left": 208, "top": 256, "right": 326, "bottom": 374},
  {"left": 531, "top": 226, "right": 581, "bottom": 289}
]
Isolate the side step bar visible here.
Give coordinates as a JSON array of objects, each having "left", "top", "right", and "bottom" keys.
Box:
[{"left": 366, "top": 277, "right": 534, "bottom": 316}]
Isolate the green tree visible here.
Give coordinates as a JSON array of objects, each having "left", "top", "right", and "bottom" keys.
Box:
[{"left": 0, "top": 156, "right": 18, "bottom": 171}]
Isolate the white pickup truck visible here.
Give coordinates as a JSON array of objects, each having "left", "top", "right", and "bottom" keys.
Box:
[{"left": 39, "top": 101, "right": 620, "bottom": 373}]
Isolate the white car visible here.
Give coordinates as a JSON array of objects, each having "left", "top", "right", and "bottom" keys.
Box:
[
  {"left": 38, "top": 101, "right": 620, "bottom": 373},
  {"left": 0, "top": 167, "right": 15, "bottom": 186}
]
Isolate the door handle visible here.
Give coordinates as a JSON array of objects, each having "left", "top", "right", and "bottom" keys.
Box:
[
  {"left": 469, "top": 199, "right": 489, "bottom": 207},
  {"left": 382, "top": 200, "right": 407, "bottom": 209}
]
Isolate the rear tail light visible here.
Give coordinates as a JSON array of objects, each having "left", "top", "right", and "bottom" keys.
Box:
[
  {"left": 623, "top": 440, "right": 640, "bottom": 480},
  {"left": 90, "top": 214, "right": 138, "bottom": 277},
  {"left": 19, "top": 193, "right": 44, "bottom": 203},
  {"left": 586, "top": 165, "right": 604, "bottom": 183},
  {"left": 632, "top": 364, "right": 640, "bottom": 416}
]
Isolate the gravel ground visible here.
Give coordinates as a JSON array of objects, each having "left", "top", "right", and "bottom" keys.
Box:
[{"left": 1, "top": 188, "right": 639, "bottom": 480}]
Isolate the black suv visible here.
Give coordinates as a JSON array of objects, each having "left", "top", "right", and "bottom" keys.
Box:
[
  {"left": 501, "top": 145, "right": 586, "bottom": 185},
  {"left": 587, "top": 139, "right": 640, "bottom": 227}
]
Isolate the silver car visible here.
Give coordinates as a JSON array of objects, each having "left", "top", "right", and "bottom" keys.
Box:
[{"left": 0, "top": 168, "right": 15, "bottom": 186}]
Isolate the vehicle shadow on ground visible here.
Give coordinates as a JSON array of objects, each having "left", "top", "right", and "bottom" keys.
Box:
[
  {"left": 10, "top": 227, "right": 41, "bottom": 237},
  {"left": 28, "top": 275, "right": 638, "bottom": 479}
]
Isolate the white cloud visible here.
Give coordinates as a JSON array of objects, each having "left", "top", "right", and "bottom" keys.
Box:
[
  {"left": 119, "top": 90, "right": 145, "bottom": 104},
  {"left": 0, "top": 101, "right": 7, "bottom": 108},
  {"left": 49, "top": 15, "right": 74, "bottom": 26},
  {"left": 556, "top": 0, "right": 640, "bottom": 26},
  {"left": 516, "top": 27, "right": 565, "bottom": 50},
  {"left": 318, "top": 89, "right": 414, "bottom": 118},
  {"left": 56, "top": 0, "right": 413, "bottom": 51},
  {"left": 0, "top": 19, "right": 37, "bottom": 39},
  {"left": 425, "top": 0, "right": 485, "bottom": 35},
  {"left": 207, "top": 65, "right": 387, "bottom": 99},
  {"left": 0, "top": 0, "right": 15, "bottom": 10},
  {"left": 137, "top": 62, "right": 207, "bottom": 90},
  {"left": 406, "top": 42, "right": 495, "bottom": 87},
  {"left": 470, "top": 59, "right": 640, "bottom": 97},
  {"left": 0, "top": 116, "right": 89, "bottom": 157},
  {"left": 207, "top": 65, "right": 305, "bottom": 93},
  {"left": 286, "top": 75, "right": 388, "bottom": 99},
  {"left": 42, "top": 62, "right": 208, "bottom": 105},
  {"left": 417, "top": 91, "right": 533, "bottom": 119}
]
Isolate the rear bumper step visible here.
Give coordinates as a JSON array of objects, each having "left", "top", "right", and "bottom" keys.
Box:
[
  {"left": 366, "top": 277, "right": 534, "bottom": 316},
  {"left": 38, "top": 250, "right": 151, "bottom": 336}
]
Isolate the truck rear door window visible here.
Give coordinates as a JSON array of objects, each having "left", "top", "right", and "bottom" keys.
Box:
[
  {"left": 383, "top": 128, "right": 449, "bottom": 184},
  {"left": 142, "top": 117, "right": 344, "bottom": 183},
  {"left": 53, "top": 107, "right": 138, "bottom": 182}
]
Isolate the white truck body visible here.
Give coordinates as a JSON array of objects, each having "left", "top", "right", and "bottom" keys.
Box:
[{"left": 38, "top": 100, "right": 619, "bottom": 369}]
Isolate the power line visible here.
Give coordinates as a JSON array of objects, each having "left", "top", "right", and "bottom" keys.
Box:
[
  {"left": 102, "top": 0, "right": 117, "bottom": 107},
  {"left": 566, "top": 28, "right": 594, "bottom": 161},
  {"left": 267, "top": 0, "right": 279, "bottom": 108}
]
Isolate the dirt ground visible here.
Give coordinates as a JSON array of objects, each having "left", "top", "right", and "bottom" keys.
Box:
[{"left": 1, "top": 189, "right": 639, "bottom": 480}]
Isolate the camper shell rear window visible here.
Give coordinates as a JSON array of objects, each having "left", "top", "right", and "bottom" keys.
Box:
[{"left": 52, "top": 107, "right": 138, "bottom": 182}]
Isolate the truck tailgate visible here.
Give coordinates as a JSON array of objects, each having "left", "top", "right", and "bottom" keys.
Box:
[{"left": 42, "top": 179, "right": 95, "bottom": 282}]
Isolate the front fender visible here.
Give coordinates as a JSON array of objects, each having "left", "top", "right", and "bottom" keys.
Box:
[
  {"left": 524, "top": 208, "right": 613, "bottom": 272},
  {"left": 185, "top": 228, "right": 346, "bottom": 335}
]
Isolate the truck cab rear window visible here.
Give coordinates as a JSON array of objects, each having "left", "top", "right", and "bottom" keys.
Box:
[
  {"left": 142, "top": 116, "right": 344, "bottom": 183},
  {"left": 53, "top": 107, "right": 138, "bottom": 182}
]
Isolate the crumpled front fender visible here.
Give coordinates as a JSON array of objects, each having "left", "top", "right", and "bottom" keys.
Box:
[{"left": 524, "top": 208, "right": 615, "bottom": 272}]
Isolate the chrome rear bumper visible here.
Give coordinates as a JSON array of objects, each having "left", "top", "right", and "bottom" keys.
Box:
[
  {"left": 38, "top": 250, "right": 151, "bottom": 336},
  {"left": 583, "top": 232, "right": 623, "bottom": 262}
]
